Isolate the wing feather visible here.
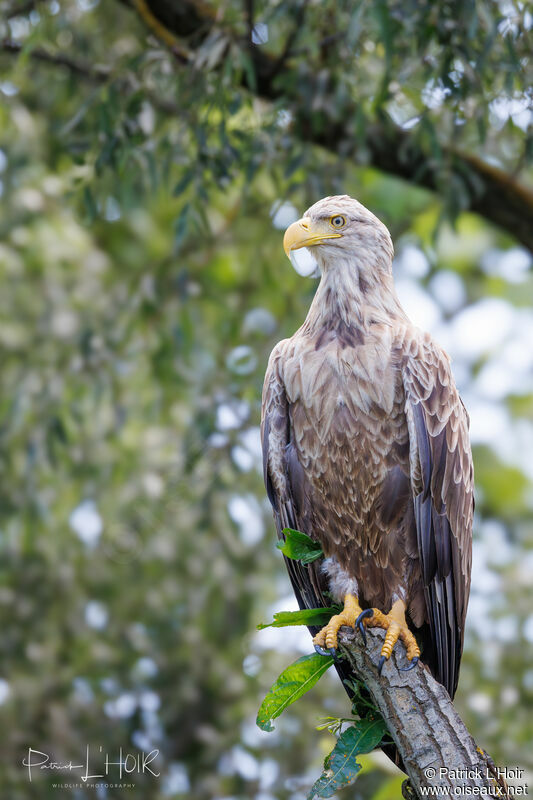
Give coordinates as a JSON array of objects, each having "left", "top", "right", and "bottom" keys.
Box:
[
  {"left": 261, "top": 342, "right": 328, "bottom": 617},
  {"left": 403, "top": 331, "right": 473, "bottom": 698}
]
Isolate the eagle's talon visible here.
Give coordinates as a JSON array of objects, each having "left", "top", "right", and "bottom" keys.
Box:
[
  {"left": 312, "top": 593, "right": 365, "bottom": 653},
  {"left": 357, "top": 599, "right": 421, "bottom": 675},
  {"left": 356, "top": 608, "right": 374, "bottom": 645},
  {"left": 400, "top": 657, "right": 419, "bottom": 672},
  {"left": 314, "top": 644, "right": 331, "bottom": 657},
  {"left": 358, "top": 622, "right": 367, "bottom": 645}
]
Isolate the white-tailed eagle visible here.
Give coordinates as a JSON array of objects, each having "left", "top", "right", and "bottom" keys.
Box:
[{"left": 261, "top": 195, "right": 473, "bottom": 698}]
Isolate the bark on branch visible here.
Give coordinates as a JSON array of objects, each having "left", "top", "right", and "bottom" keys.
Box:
[{"left": 338, "top": 627, "right": 510, "bottom": 799}]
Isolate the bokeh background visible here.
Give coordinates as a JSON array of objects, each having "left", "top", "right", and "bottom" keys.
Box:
[{"left": 0, "top": 1, "right": 532, "bottom": 798}]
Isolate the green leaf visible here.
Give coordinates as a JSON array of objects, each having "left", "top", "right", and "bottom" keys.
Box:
[
  {"left": 240, "top": 50, "right": 257, "bottom": 93},
  {"left": 83, "top": 186, "right": 98, "bottom": 223},
  {"left": 256, "top": 653, "right": 334, "bottom": 731},
  {"left": 308, "top": 719, "right": 387, "bottom": 799},
  {"left": 277, "top": 528, "right": 323, "bottom": 563},
  {"left": 257, "top": 607, "right": 337, "bottom": 630},
  {"left": 174, "top": 204, "right": 190, "bottom": 250},
  {"left": 173, "top": 171, "right": 194, "bottom": 196}
]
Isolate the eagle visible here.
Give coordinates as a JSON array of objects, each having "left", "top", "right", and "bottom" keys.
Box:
[{"left": 261, "top": 195, "right": 473, "bottom": 699}]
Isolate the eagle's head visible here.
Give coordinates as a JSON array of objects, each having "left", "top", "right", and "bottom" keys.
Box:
[{"left": 283, "top": 195, "right": 394, "bottom": 278}]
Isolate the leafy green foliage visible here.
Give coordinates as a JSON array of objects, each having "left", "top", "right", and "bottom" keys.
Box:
[
  {"left": 308, "top": 719, "right": 388, "bottom": 799},
  {"left": 277, "top": 528, "right": 324, "bottom": 563},
  {"left": 257, "top": 607, "right": 338, "bottom": 630},
  {"left": 316, "top": 716, "right": 360, "bottom": 733},
  {"left": 255, "top": 615, "right": 388, "bottom": 794},
  {"left": 256, "top": 653, "right": 334, "bottom": 731}
]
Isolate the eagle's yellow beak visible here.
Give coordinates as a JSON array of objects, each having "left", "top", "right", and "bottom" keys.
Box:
[{"left": 283, "top": 217, "right": 342, "bottom": 258}]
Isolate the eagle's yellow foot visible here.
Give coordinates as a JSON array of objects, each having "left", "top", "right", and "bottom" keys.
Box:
[
  {"left": 313, "top": 594, "right": 364, "bottom": 657},
  {"left": 355, "top": 599, "right": 420, "bottom": 675}
]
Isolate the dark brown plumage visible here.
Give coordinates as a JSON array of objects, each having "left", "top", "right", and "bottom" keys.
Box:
[{"left": 261, "top": 195, "right": 473, "bottom": 698}]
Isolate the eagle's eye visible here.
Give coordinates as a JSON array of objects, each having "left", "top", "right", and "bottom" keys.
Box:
[{"left": 330, "top": 215, "right": 346, "bottom": 229}]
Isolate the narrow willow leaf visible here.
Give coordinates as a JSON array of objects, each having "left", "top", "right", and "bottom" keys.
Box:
[
  {"left": 173, "top": 170, "right": 194, "bottom": 196},
  {"left": 257, "top": 607, "right": 337, "bottom": 630},
  {"left": 83, "top": 186, "right": 98, "bottom": 223},
  {"left": 256, "top": 653, "right": 333, "bottom": 732},
  {"left": 240, "top": 50, "right": 257, "bottom": 93},
  {"left": 308, "top": 719, "right": 387, "bottom": 799},
  {"left": 174, "top": 203, "right": 190, "bottom": 250},
  {"left": 277, "top": 528, "right": 323, "bottom": 563}
]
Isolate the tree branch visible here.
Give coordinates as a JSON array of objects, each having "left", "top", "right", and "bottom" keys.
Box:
[
  {"left": 122, "top": 0, "right": 533, "bottom": 252},
  {"left": 130, "top": 0, "right": 191, "bottom": 62},
  {"left": 338, "top": 627, "right": 510, "bottom": 799},
  {"left": 0, "top": 38, "right": 181, "bottom": 115},
  {"left": 0, "top": 37, "right": 110, "bottom": 82}
]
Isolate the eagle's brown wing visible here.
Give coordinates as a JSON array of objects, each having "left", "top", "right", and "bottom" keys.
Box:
[
  {"left": 401, "top": 329, "right": 473, "bottom": 698},
  {"left": 261, "top": 340, "right": 329, "bottom": 618}
]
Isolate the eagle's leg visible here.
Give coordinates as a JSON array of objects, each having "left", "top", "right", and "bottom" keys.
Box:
[
  {"left": 356, "top": 598, "right": 420, "bottom": 674},
  {"left": 313, "top": 593, "right": 365, "bottom": 657}
]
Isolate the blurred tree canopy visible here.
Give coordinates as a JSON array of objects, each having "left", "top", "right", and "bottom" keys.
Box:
[{"left": 0, "top": 1, "right": 532, "bottom": 799}]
